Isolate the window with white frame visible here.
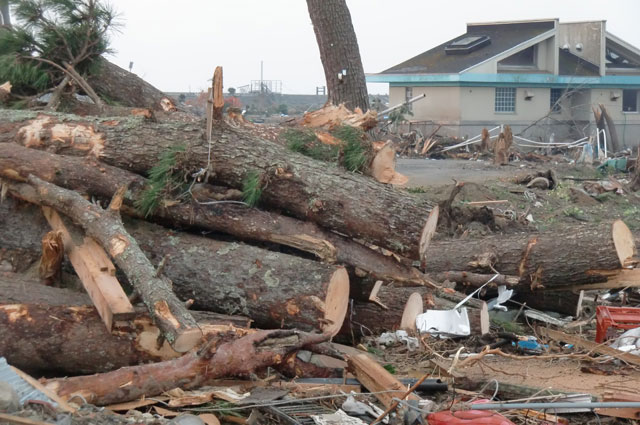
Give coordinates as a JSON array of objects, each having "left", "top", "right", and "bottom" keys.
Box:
[
  {"left": 405, "top": 87, "right": 413, "bottom": 112},
  {"left": 495, "top": 88, "right": 516, "bottom": 113},
  {"left": 550, "top": 88, "right": 563, "bottom": 113}
]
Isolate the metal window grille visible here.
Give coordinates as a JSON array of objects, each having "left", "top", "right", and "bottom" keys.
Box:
[
  {"left": 550, "top": 88, "right": 563, "bottom": 113},
  {"left": 495, "top": 87, "right": 516, "bottom": 112},
  {"left": 405, "top": 87, "right": 413, "bottom": 112}
]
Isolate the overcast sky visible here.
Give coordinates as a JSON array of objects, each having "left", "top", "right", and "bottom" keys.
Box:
[{"left": 104, "top": 0, "right": 640, "bottom": 95}]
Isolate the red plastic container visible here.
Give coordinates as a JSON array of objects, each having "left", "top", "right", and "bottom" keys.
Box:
[
  {"left": 427, "top": 400, "right": 516, "bottom": 425},
  {"left": 596, "top": 306, "right": 640, "bottom": 343}
]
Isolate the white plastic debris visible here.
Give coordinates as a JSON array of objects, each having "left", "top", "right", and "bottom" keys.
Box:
[
  {"left": 342, "top": 394, "right": 388, "bottom": 423},
  {"left": 609, "top": 327, "right": 640, "bottom": 356},
  {"left": 312, "top": 409, "right": 368, "bottom": 425},
  {"left": 376, "top": 330, "right": 419, "bottom": 351},
  {"left": 487, "top": 285, "right": 513, "bottom": 311},
  {"left": 416, "top": 308, "right": 470, "bottom": 337}
]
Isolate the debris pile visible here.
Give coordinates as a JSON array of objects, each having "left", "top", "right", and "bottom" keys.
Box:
[{"left": 1, "top": 68, "right": 640, "bottom": 425}]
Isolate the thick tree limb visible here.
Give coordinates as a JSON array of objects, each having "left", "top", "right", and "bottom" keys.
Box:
[
  {"left": 0, "top": 110, "right": 433, "bottom": 259},
  {"left": 45, "top": 329, "right": 329, "bottom": 405},
  {"left": 0, "top": 143, "right": 429, "bottom": 285},
  {"left": 6, "top": 176, "right": 202, "bottom": 352},
  {"left": 0, "top": 197, "right": 350, "bottom": 335},
  {"left": 0, "top": 302, "right": 251, "bottom": 376}
]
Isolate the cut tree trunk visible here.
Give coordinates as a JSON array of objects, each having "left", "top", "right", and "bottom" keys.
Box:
[
  {"left": 341, "top": 283, "right": 487, "bottom": 337},
  {"left": 88, "top": 59, "right": 176, "bottom": 111},
  {"left": 0, "top": 302, "right": 251, "bottom": 376},
  {"left": 0, "top": 143, "right": 428, "bottom": 284},
  {"left": 306, "top": 0, "right": 369, "bottom": 111},
  {"left": 0, "top": 194, "right": 350, "bottom": 336},
  {"left": 0, "top": 272, "right": 91, "bottom": 305},
  {"left": 7, "top": 177, "right": 203, "bottom": 353},
  {"left": 631, "top": 149, "right": 640, "bottom": 192},
  {"left": 600, "top": 104, "right": 620, "bottom": 153},
  {"left": 124, "top": 218, "right": 350, "bottom": 336},
  {"left": 423, "top": 225, "right": 633, "bottom": 288},
  {"left": 45, "top": 329, "right": 329, "bottom": 405},
  {"left": 0, "top": 110, "right": 433, "bottom": 260}
]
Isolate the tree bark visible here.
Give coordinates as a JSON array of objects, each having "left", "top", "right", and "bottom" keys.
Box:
[
  {"left": 600, "top": 104, "right": 620, "bottom": 153},
  {"left": 631, "top": 149, "right": 640, "bottom": 192},
  {"left": 306, "top": 0, "right": 369, "bottom": 111},
  {"left": 0, "top": 0, "right": 10, "bottom": 27},
  {"left": 88, "top": 59, "right": 175, "bottom": 111},
  {"left": 7, "top": 177, "right": 203, "bottom": 353},
  {"left": 341, "top": 284, "right": 487, "bottom": 338},
  {"left": 424, "top": 225, "right": 627, "bottom": 288},
  {"left": 0, "top": 110, "right": 433, "bottom": 259},
  {"left": 45, "top": 329, "right": 329, "bottom": 406},
  {"left": 0, "top": 272, "right": 91, "bottom": 305},
  {"left": 0, "top": 302, "right": 251, "bottom": 376},
  {"left": 0, "top": 192, "right": 350, "bottom": 336},
  {"left": 124, "top": 219, "right": 350, "bottom": 336},
  {"left": 0, "top": 143, "right": 428, "bottom": 284}
]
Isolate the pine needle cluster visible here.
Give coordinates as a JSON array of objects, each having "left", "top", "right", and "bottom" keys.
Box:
[
  {"left": 283, "top": 125, "right": 369, "bottom": 173},
  {"left": 135, "top": 145, "right": 186, "bottom": 217}
]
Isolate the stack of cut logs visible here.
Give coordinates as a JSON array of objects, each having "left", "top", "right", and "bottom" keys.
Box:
[{"left": 0, "top": 68, "right": 638, "bottom": 406}]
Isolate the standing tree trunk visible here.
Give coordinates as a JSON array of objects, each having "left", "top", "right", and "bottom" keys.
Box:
[
  {"left": 0, "top": 0, "right": 10, "bottom": 27},
  {"left": 306, "top": 0, "right": 369, "bottom": 112}
]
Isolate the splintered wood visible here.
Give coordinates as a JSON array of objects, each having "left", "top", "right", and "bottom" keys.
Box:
[{"left": 42, "top": 207, "right": 134, "bottom": 330}]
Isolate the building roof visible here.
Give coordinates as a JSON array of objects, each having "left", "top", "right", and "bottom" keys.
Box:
[{"left": 380, "top": 20, "right": 556, "bottom": 75}]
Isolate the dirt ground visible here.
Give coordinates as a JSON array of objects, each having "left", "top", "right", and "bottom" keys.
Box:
[{"left": 398, "top": 157, "right": 640, "bottom": 233}]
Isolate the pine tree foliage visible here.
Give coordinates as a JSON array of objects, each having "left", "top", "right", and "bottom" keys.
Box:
[{"left": 0, "top": 0, "right": 118, "bottom": 96}]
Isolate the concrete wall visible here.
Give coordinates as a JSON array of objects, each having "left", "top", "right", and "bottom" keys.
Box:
[
  {"left": 459, "top": 87, "right": 551, "bottom": 122},
  {"left": 537, "top": 37, "right": 557, "bottom": 73},
  {"left": 558, "top": 21, "right": 605, "bottom": 74},
  {"left": 393, "top": 84, "right": 640, "bottom": 146},
  {"left": 591, "top": 88, "right": 640, "bottom": 148},
  {"left": 389, "top": 86, "right": 461, "bottom": 124}
]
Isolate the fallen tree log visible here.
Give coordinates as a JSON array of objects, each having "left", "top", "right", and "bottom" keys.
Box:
[
  {"left": 423, "top": 224, "right": 635, "bottom": 288},
  {"left": 0, "top": 110, "right": 433, "bottom": 259},
  {"left": 7, "top": 177, "right": 203, "bottom": 352},
  {"left": 0, "top": 302, "right": 251, "bottom": 376},
  {"left": 0, "top": 196, "right": 350, "bottom": 336},
  {"left": 0, "top": 272, "right": 90, "bottom": 305},
  {"left": 0, "top": 143, "right": 428, "bottom": 285},
  {"left": 88, "top": 60, "right": 176, "bottom": 111},
  {"left": 124, "top": 218, "right": 350, "bottom": 336},
  {"left": 342, "top": 283, "right": 487, "bottom": 337},
  {"left": 45, "top": 329, "right": 329, "bottom": 406}
]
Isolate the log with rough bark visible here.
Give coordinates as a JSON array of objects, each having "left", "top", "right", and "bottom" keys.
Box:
[
  {"left": 423, "top": 224, "right": 635, "bottom": 288},
  {"left": 0, "top": 193, "right": 350, "bottom": 336},
  {"left": 0, "top": 135, "right": 429, "bottom": 285},
  {"left": 306, "top": 0, "right": 370, "bottom": 112},
  {"left": 600, "top": 104, "right": 620, "bottom": 153},
  {"left": 0, "top": 272, "right": 90, "bottom": 305},
  {"left": 0, "top": 110, "right": 433, "bottom": 259},
  {"left": 125, "top": 219, "right": 350, "bottom": 336},
  {"left": 45, "top": 329, "right": 329, "bottom": 405},
  {"left": 0, "top": 302, "right": 251, "bottom": 376},
  {"left": 631, "top": 149, "right": 640, "bottom": 192},
  {"left": 88, "top": 59, "right": 176, "bottom": 111},
  {"left": 7, "top": 177, "right": 203, "bottom": 352},
  {"left": 341, "top": 283, "right": 489, "bottom": 337}
]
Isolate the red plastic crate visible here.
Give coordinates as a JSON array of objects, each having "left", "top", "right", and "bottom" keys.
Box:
[{"left": 596, "top": 306, "right": 640, "bottom": 343}]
